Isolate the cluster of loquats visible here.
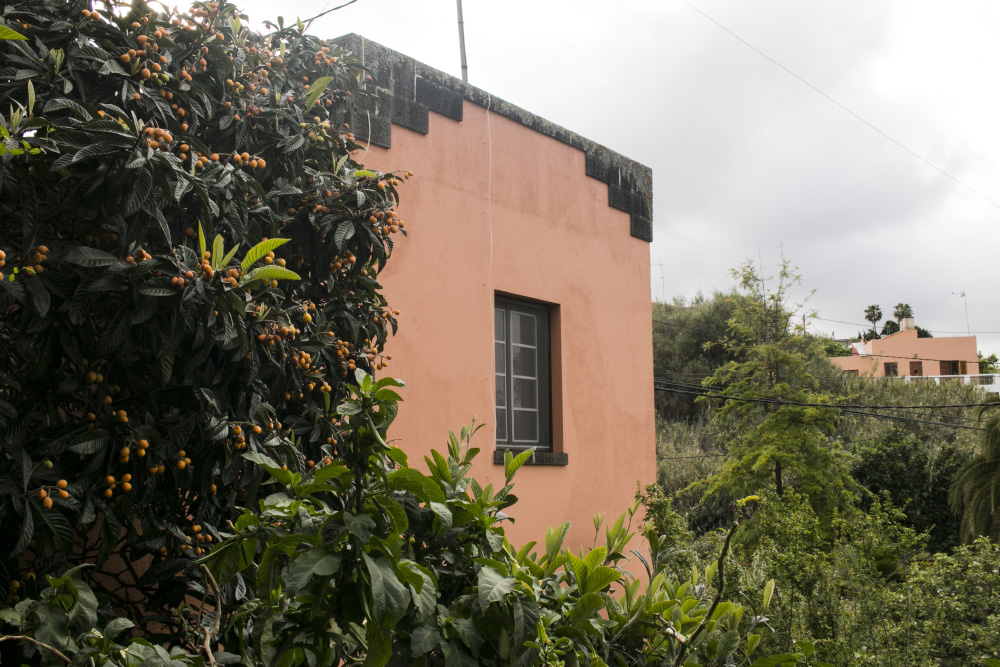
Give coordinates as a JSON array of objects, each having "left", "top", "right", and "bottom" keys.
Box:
[
  {"left": 101, "top": 474, "right": 133, "bottom": 500},
  {"left": 36, "top": 479, "right": 71, "bottom": 510},
  {"left": 0, "top": 245, "right": 47, "bottom": 281}
]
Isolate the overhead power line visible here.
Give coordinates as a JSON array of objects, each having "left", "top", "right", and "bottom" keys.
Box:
[
  {"left": 652, "top": 319, "right": 709, "bottom": 333},
  {"left": 812, "top": 316, "right": 1000, "bottom": 335},
  {"left": 652, "top": 376, "right": 1000, "bottom": 410},
  {"left": 652, "top": 383, "right": 988, "bottom": 430},
  {"left": 681, "top": 0, "right": 1000, "bottom": 212}
]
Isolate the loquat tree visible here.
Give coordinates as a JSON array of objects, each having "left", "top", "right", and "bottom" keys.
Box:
[{"left": 0, "top": 0, "right": 407, "bottom": 632}]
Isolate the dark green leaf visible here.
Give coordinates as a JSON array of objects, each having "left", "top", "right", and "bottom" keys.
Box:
[
  {"left": 477, "top": 566, "right": 514, "bottom": 611},
  {"left": 363, "top": 620, "right": 391, "bottom": 667},
  {"left": 63, "top": 247, "right": 119, "bottom": 267},
  {"left": 410, "top": 626, "right": 440, "bottom": 656},
  {"left": 69, "top": 429, "right": 110, "bottom": 454}
]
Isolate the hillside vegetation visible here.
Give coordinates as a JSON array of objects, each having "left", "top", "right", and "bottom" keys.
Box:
[{"left": 648, "top": 261, "right": 1000, "bottom": 666}]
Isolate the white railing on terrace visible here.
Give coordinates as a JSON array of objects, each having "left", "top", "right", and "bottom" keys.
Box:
[{"left": 900, "top": 374, "right": 1000, "bottom": 394}]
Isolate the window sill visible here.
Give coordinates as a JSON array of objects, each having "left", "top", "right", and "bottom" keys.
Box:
[{"left": 493, "top": 449, "right": 568, "bottom": 466}]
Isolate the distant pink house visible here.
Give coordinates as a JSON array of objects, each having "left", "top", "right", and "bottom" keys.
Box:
[{"left": 830, "top": 319, "right": 978, "bottom": 378}]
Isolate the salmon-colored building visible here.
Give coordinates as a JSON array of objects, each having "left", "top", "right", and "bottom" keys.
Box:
[
  {"left": 830, "top": 318, "right": 979, "bottom": 378},
  {"left": 332, "top": 35, "right": 656, "bottom": 552}
]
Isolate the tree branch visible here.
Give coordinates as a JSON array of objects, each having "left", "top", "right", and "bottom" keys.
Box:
[
  {"left": 0, "top": 635, "right": 72, "bottom": 663},
  {"left": 303, "top": 0, "right": 360, "bottom": 31},
  {"left": 199, "top": 564, "right": 223, "bottom": 666}
]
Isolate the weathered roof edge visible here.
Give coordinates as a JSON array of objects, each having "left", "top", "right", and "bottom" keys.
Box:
[{"left": 332, "top": 33, "right": 653, "bottom": 242}]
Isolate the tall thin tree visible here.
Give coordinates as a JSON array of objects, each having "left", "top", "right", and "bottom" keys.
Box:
[{"left": 864, "top": 304, "right": 882, "bottom": 336}]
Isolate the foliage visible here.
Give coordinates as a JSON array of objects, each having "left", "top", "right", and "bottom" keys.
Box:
[
  {"left": 891, "top": 303, "right": 912, "bottom": 324},
  {"left": 814, "top": 336, "right": 848, "bottom": 358},
  {"left": 728, "top": 491, "right": 1000, "bottom": 667},
  {"left": 650, "top": 415, "right": 733, "bottom": 533},
  {"left": 863, "top": 305, "right": 881, "bottom": 333},
  {"left": 979, "top": 351, "right": 999, "bottom": 374},
  {"left": 0, "top": 567, "right": 206, "bottom": 665},
  {"left": 899, "top": 538, "right": 1000, "bottom": 666},
  {"left": 205, "top": 380, "right": 782, "bottom": 667},
  {"left": 0, "top": 0, "right": 410, "bottom": 633},
  {"left": 851, "top": 429, "right": 965, "bottom": 552},
  {"left": 950, "top": 407, "right": 1000, "bottom": 543},
  {"left": 701, "top": 260, "right": 852, "bottom": 520},
  {"left": 652, "top": 292, "right": 741, "bottom": 420},
  {"left": 2, "top": 373, "right": 800, "bottom": 666}
]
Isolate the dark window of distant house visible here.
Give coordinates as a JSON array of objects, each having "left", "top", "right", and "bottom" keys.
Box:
[
  {"left": 495, "top": 296, "right": 551, "bottom": 450},
  {"left": 909, "top": 361, "right": 923, "bottom": 376},
  {"left": 845, "top": 369, "right": 859, "bottom": 377},
  {"left": 941, "top": 360, "right": 967, "bottom": 375},
  {"left": 884, "top": 362, "right": 898, "bottom": 377}
]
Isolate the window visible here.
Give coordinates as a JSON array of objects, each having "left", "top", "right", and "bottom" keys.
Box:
[
  {"left": 494, "top": 296, "right": 551, "bottom": 450},
  {"left": 883, "top": 362, "right": 898, "bottom": 377},
  {"left": 909, "top": 361, "right": 922, "bottom": 377},
  {"left": 941, "top": 360, "right": 967, "bottom": 375}
]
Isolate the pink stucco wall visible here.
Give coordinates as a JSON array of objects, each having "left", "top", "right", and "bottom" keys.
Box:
[
  {"left": 358, "top": 101, "right": 656, "bottom": 553},
  {"left": 830, "top": 328, "right": 979, "bottom": 377}
]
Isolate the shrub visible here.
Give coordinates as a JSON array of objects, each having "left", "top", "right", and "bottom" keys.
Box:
[{"left": 3, "top": 376, "right": 797, "bottom": 666}]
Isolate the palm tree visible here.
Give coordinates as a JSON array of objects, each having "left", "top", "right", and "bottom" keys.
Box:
[
  {"left": 893, "top": 303, "right": 913, "bottom": 325},
  {"left": 864, "top": 305, "right": 882, "bottom": 333},
  {"left": 950, "top": 409, "right": 1000, "bottom": 542}
]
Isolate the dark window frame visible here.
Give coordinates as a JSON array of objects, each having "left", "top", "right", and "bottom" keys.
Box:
[
  {"left": 883, "top": 362, "right": 898, "bottom": 377},
  {"left": 494, "top": 295, "right": 552, "bottom": 451}
]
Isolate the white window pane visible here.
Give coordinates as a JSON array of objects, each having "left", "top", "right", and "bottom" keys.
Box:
[
  {"left": 496, "top": 407, "right": 507, "bottom": 441},
  {"left": 513, "top": 409, "right": 538, "bottom": 443},
  {"left": 512, "top": 345, "right": 536, "bottom": 378},
  {"left": 511, "top": 311, "right": 536, "bottom": 346},
  {"left": 512, "top": 377, "right": 537, "bottom": 410}
]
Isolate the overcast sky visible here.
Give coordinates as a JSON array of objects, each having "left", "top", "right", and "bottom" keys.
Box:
[{"left": 238, "top": 0, "right": 1000, "bottom": 355}]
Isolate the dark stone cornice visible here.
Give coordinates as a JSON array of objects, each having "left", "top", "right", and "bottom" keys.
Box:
[{"left": 332, "top": 34, "right": 653, "bottom": 242}]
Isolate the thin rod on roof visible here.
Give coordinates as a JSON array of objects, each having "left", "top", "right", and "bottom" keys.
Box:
[{"left": 456, "top": 0, "right": 468, "bottom": 83}]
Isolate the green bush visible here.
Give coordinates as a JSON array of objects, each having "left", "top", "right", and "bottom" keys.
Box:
[
  {"left": 2, "top": 375, "right": 801, "bottom": 666},
  {"left": 726, "top": 491, "right": 1000, "bottom": 667},
  {"left": 851, "top": 429, "right": 966, "bottom": 552}
]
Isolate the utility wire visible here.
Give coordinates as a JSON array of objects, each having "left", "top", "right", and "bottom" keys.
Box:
[
  {"left": 653, "top": 381, "right": 983, "bottom": 424},
  {"left": 813, "top": 316, "right": 1000, "bottom": 336},
  {"left": 652, "top": 319, "right": 711, "bottom": 333},
  {"left": 653, "top": 384, "right": 986, "bottom": 430},
  {"left": 653, "top": 376, "right": 999, "bottom": 410},
  {"left": 681, "top": 0, "right": 1000, "bottom": 212}
]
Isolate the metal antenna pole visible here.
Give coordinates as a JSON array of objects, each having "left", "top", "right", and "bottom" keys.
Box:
[
  {"left": 953, "top": 290, "right": 970, "bottom": 335},
  {"left": 652, "top": 262, "right": 665, "bottom": 303},
  {"left": 456, "top": 0, "right": 468, "bottom": 83}
]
